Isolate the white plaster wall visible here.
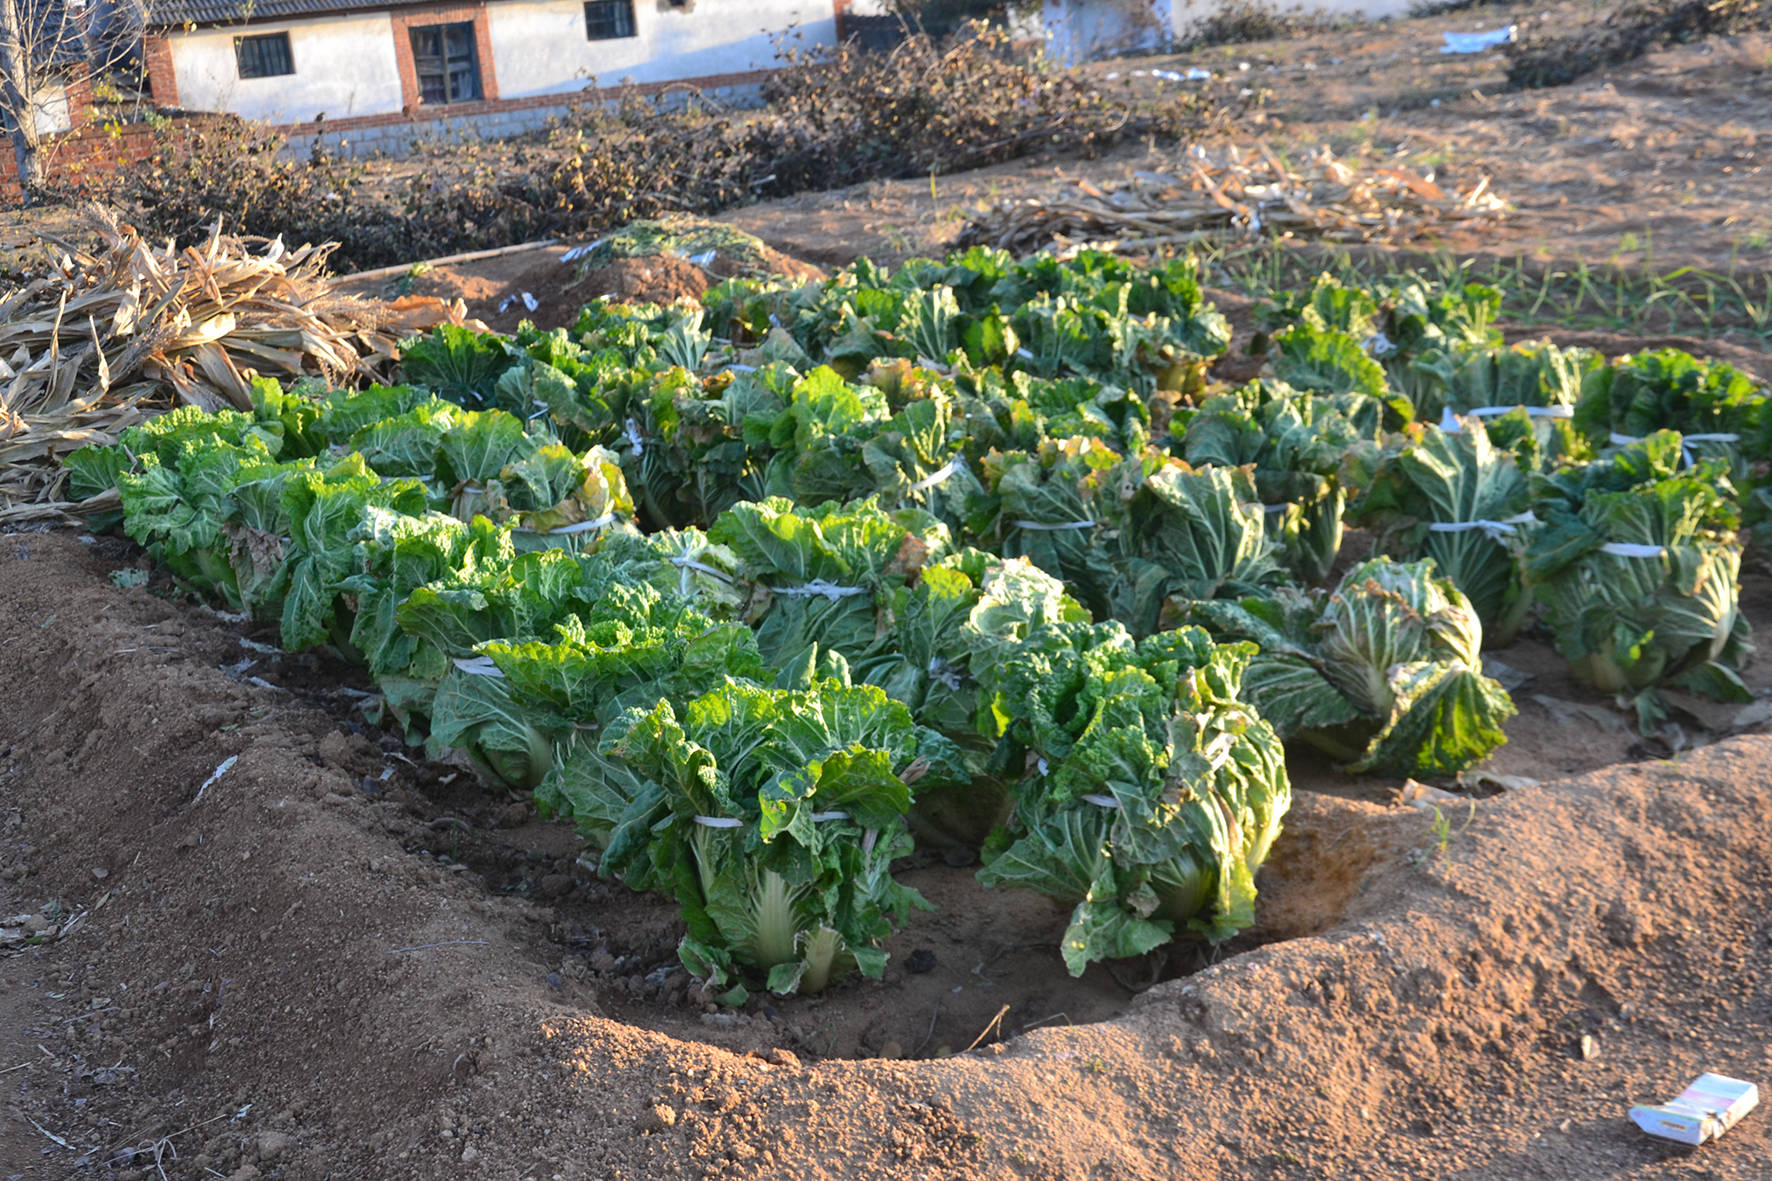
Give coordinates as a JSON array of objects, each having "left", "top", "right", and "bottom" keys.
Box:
[
  {"left": 1041, "top": 0, "right": 1169, "bottom": 65},
  {"left": 32, "top": 84, "right": 71, "bottom": 135},
  {"left": 486, "top": 0, "right": 836, "bottom": 99},
  {"left": 169, "top": 12, "right": 405, "bottom": 123},
  {"left": 1043, "top": 0, "right": 1416, "bottom": 65}
]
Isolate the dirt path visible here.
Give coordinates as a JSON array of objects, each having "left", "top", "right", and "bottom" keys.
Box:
[{"left": 2, "top": 517, "right": 1771, "bottom": 1179}]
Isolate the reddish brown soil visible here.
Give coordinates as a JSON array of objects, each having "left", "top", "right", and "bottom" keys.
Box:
[
  {"left": 4, "top": 501, "right": 1772, "bottom": 1179},
  {"left": 334, "top": 243, "right": 823, "bottom": 335}
]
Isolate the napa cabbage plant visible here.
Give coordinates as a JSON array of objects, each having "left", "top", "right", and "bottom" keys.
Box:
[
  {"left": 1191, "top": 558, "right": 1514, "bottom": 776},
  {"left": 1529, "top": 431, "right": 1752, "bottom": 725},
  {"left": 976, "top": 624, "right": 1289, "bottom": 974},
  {"left": 1356, "top": 415, "right": 1536, "bottom": 646}
]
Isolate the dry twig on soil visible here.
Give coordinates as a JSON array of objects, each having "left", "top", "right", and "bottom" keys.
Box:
[
  {"left": 958, "top": 143, "right": 1507, "bottom": 256},
  {"left": 0, "top": 207, "right": 406, "bottom": 523}
]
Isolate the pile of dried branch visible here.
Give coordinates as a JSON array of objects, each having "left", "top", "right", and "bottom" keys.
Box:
[
  {"left": 957, "top": 144, "right": 1508, "bottom": 255},
  {"left": 0, "top": 208, "right": 404, "bottom": 523}
]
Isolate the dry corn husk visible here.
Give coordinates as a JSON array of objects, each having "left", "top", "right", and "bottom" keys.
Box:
[
  {"left": 0, "top": 206, "right": 406, "bottom": 523},
  {"left": 958, "top": 143, "right": 1508, "bottom": 255}
]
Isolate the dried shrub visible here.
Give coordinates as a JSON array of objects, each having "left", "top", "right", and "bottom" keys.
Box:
[
  {"left": 741, "top": 25, "right": 1213, "bottom": 195},
  {"left": 1183, "top": 0, "right": 1342, "bottom": 48},
  {"left": 1505, "top": 0, "right": 1772, "bottom": 89},
  {"left": 80, "top": 118, "right": 383, "bottom": 256}
]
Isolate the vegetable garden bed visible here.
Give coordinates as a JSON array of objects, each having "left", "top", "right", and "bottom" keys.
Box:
[{"left": 60, "top": 242, "right": 1772, "bottom": 1009}]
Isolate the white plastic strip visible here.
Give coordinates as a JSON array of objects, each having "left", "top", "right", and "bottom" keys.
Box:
[
  {"left": 905, "top": 458, "right": 964, "bottom": 496},
  {"left": 192, "top": 755, "right": 238, "bottom": 805},
  {"left": 668, "top": 555, "right": 734, "bottom": 581},
  {"left": 516, "top": 513, "right": 615, "bottom": 537},
  {"left": 1015, "top": 519, "right": 1095, "bottom": 531},
  {"left": 773, "top": 579, "right": 868, "bottom": 601},
  {"left": 1426, "top": 510, "right": 1538, "bottom": 541},
  {"left": 452, "top": 656, "right": 505, "bottom": 678},
  {"left": 1362, "top": 331, "right": 1396, "bottom": 358},
  {"left": 1080, "top": 793, "right": 1121, "bottom": 809},
  {"left": 693, "top": 812, "right": 851, "bottom": 828},
  {"left": 1608, "top": 431, "right": 1741, "bottom": 468},
  {"left": 1600, "top": 542, "right": 1668, "bottom": 558},
  {"left": 1440, "top": 405, "right": 1573, "bottom": 433},
  {"left": 624, "top": 417, "right": 644, "bottom": 457},
  {"left": 561, "top": 238, "right": 603, "bottom": 263}
]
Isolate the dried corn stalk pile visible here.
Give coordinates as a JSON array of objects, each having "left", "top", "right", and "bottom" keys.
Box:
[
  {"left": 958, "top": 143, "right": 1507, "bottom": 255},
  {"left": 0, "top": 208, "right": 404, "bottom": 523}
]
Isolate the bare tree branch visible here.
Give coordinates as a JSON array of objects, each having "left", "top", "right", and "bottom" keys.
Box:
[{"left": 0, "top": 0, "right": 146, "bottom": 202}]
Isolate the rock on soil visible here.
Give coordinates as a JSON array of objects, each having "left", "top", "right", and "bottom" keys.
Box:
[{"left": 1, "top": 530, "right": 1771, "bottom": 1179}]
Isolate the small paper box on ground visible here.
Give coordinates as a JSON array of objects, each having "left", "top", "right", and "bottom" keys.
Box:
[{"left": 1629, "top": 1074, "right": 1759, "bottom": 1146}]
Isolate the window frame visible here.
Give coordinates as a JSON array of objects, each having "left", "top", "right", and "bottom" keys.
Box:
[
  {"left": 233, "top": 32, "right": 294, "bottom": 80},
  {"left": 583, "top": 0, "right": 637, "bottom": 41},
  {"left": 408, "top": 21, "right": 483, "bottom": 106}
]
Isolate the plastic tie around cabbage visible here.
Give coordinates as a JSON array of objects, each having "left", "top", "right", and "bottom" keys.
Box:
[
  {"left": 905, "top": 457, "right": 964, "bottom": 496},
  {"left": 514, "top": 513, "right": 615, "bottom": 537},
  {"left": 1014, "top": 519, "right": 1095, "bottom": 531},
  {"left": 1438, "top": 405, "right": 1573, "bottom": 433},
  {"left": 692, "top": 810, "right": 852, "bottom": 828},
  {"left": 772, "top": 579, "right": 868, "bottom": 601},
  {"left": 1426, "top": 510, "right": 1538, "bottom": 542},
  {"left": 452, "top": 656, "right": 505, "bottom": 678},
  {"left": 1608, "top": 431, "right": 1739, "bottom": 468}
]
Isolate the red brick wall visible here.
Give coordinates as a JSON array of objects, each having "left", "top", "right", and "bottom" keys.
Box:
[
  {"left": 0, "top": 114, "right": 236, "bottom": 201},
  {"left": 270, "top": 66, "right": 775, "bottom": 140},
  {"left": 143, "top": 34, "right": 179, "bottom": 108}
]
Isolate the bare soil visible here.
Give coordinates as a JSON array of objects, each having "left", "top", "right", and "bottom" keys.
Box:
[
  {"left": 333, "top": 242, "right": 822, "bottom": 335},
  {"left": 4, "top": 523, "right": 1772, "bottom": 1180}
]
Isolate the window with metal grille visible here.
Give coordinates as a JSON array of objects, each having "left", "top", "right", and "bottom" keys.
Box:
[
  {"left": 410, "top": 22, "right": 482, "bottom": 105},
  {"left": 584, "top": 0, "right": 636, "bottom": 40},
  {"left": 234, "top": 33, "right": 294, "bottom": 80}
]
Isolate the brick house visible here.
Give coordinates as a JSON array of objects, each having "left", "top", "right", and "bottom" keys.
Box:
[{"left": 141, "top": 0, "right": 853, "bottom": 154}]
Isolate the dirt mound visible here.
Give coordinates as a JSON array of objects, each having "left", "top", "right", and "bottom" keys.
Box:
[
  {"left": 2, "top": 529, "right": 1771, "bottom": 1178},
  {"left": 336, "top": 238, "right": 825, "bottom": 337},
  {"left": 572, "top": 255, "right": 721, "bottom": 312}
]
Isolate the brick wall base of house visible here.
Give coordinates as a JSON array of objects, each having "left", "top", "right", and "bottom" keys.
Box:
[
  {"left": 0, "top": 67, "right": 775, "bottom": 200},
  {"left": 0, "top": 115, "right": 237, "bottom": 202},
  {"left": 280, "top": 72, "right": 771, "bottom": 161}
]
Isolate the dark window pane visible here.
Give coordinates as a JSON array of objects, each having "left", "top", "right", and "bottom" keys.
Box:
[
  {"left": 584, "top": 0, "right": 635, "bottom": 40},
  {"left": 235, "top": 33, "right": 293, "bottom": 80},
  {"left": 410, "top": 23, "right": 480, "bottom": 105}
]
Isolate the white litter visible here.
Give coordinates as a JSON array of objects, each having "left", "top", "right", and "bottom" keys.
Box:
[
  {"left": 1630, "top": 1074, "right": 1758, "bottom": 1146},
  {"left": 1441, "top": 26, "right": 1515, "bottom": 54},
  {"left": 193, "top": 755, "right": 239, "bottom": 805}
]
